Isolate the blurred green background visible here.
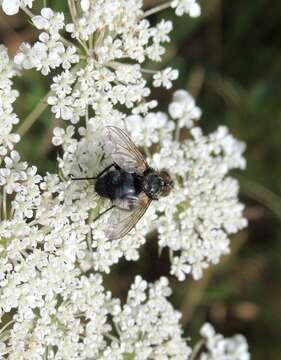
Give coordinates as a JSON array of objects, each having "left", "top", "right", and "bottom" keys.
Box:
[{"left": 0, "top": 0, "right": 281, "bottom": 358}]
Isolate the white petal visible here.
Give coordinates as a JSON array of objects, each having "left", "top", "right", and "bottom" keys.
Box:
[
  {"left": 81, "top": 0, "right": 90, "bottom": 12},
  {"left": 2, "top": 0, "right": 20, "bottom": 15},
  {"left": 190, "top": 3, "right": 201, "bottom": 17},
  {"left": 41, "top": 7, "right": 53, "bottom": 19},
  {"left": 32, "top": 15, "right": 49, "bottom": 30}
]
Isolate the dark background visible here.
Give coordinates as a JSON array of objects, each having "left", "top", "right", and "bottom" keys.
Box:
[{"left": 0, "top": 0, "right": 280, "bottom": 358}]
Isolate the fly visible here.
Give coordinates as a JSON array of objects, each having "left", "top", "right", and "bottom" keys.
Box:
[{"left": 71, "top": 126, "right": 174, "bottom": 240}]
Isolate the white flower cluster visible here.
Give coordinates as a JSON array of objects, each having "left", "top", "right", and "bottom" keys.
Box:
[
  {"left": 1, "top": 268, "right": 190, "bottom": 358},
  {"left": 0, "top": 46, "right": 20, "bottom": 157},
  {"left": 52, "top": 88, "right": 247, "bottom": 281},
  {"left": 11, "top": 3, "right": 181, "bottom": 123},
  {"left": 171, "top": 0, "right": 201, "bottom": 17},
  {"left": 0, "top": 0, "right": 250, "bottom": 357},
  {"left": 151, "top": 125, "right": 247, "bottom": 281},
  {"left": 199, "top": 323, "right": 250, "bottom": 360},
  {"left": 15, "top": 8, "right": 79, "bottom": 76},
  {"left": 52, "top": 121, "right": 148, "bottom": 273},
  {"left": 1, "top": 0, "right": 201, "bottom": 18}
]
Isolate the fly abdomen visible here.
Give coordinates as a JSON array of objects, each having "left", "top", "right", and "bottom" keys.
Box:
[{"left": 95, "top": 170, "right": 141, "bottom": 201}]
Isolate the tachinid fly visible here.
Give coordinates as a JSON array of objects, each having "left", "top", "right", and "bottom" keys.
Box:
[{"left": 71, "top": 126, "right": 174, "bottom": 240}]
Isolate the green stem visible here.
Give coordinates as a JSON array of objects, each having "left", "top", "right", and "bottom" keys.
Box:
[
  {"left": 140, "top": 68, "right": 158, "bottom": 75},
  {"left": 2, "top": 188, "right": 7, "bottom": 220},
  {"left": 67, "top": 0, "right": 76, "bottom": 22},
  {"left": 87, "top": 203, "right": 101, "bottom": 250},
  {"left": 67, "top": 0, "right": 89, "bottom": 54},
  {"left": 85, "top": 106, "right": 89, "bottom": 128},
  {"left": 239, "top": 178, "right": 281, "bottom": 222},
  {"left": 17, "top": 91, "right": 51, "bottom": 137},
  {"left": 20, "top": 6, "right": 35, "bottom": 18},
  {"left": 89, "top": 34, "right": 94, "bottom": 50},
  {"left": 142, "top": 1, "right": 172, "bottom": 18},
  {"left": 0, "top": 319, "right": 15, "bottom": 335},
  {"left": 143, "top": 146, "right": 151, "bottom": 158},
  {"left": 104, "top": 333, "right": 119, "bottom": 342},
  {"left": 60, "top": 35, "right": 76, "bottom": 49},
  {"left": 175, "top": 123, "right": 181, "bottom": 142},
  {"left": 190, "top": 340, "right": 204, "bottom": 360}
]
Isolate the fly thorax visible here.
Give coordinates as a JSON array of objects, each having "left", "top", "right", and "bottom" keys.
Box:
[{"left": 143, "top": 173, "right": 163, "bottom": 199}]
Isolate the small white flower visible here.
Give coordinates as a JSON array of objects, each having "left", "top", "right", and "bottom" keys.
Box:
[
  {"left": 2, "top": 0, "right": 20, "bottom": 15},
  {"left": 171, "top": 0, "right": 201, "bottom": 17},
  {"left": 199, "top": 322, "right": 250, "bottom": 360},
  {"left": 51, "top": 70, "right": 76, "bottom": 97},
  {"left": 153, "top": 67, "right": 179, "bottom": 89},
  {"left": 32, "top": 7, "right": 64, "bottom": 34},
  {"left": 150, "top": 19, "right": 173, "bottom": 43},
  {"left": 48, "top": 94, "right": 74, "bottom": 121},
  {"left": 171, "top": 256, "right": 191, "bottom": 281},
  {"left": 169, "top": 89, "right": 202, "bottom": 128},
  {"left": 81, "top": 0, "right": 90, "bottom": 12},
  {"left": 60, "top": 46, "right": 80, "bottom": 69},
  {"left": 2, "top": 0, "right": 35, "bottom": 16}
]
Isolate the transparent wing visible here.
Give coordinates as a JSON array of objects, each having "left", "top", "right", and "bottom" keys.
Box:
[
  {"left": 105, "top": 125, "right": 148, "bottom": 174},
  {"left": 105, "top": 192, "right": 151, "bottom": 240}
]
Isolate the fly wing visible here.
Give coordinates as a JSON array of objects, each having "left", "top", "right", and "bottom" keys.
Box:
[
  {"left": 105, "top": 125, "right": 148, "bottom": 174},
  {"left": 105, "top": 192, "right": 151, "bottom": 240}
]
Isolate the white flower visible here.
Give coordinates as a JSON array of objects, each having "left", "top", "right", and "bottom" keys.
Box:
[
  {"left": 126, "top": 111, "right": 175, "bottom": 147},
  {"left": 150, "top": 19, "right": 173, "bottom": 43},
  {"left": 169, "top": 89, "right": 202, "bottom": 128},
  {"left": 0, "top": 1, "right": 251, "bottom": 357},
  {"left": 15, "top": 9, "right": 66, "bottom": 75},
  {"left": 32, "top": 7, "right": 64, "bottom": 34},
  {"left": 51, "top": 70, "right": 76, "bottom": 97},
  {"left": 112, "top": 277, "right": 191, "bottom": 358},
  {"left": 60, "top": 46, "right": 80, "bottom": 69},
  {"left": 2, "top": 0, "right": 34, "bottom": 16},
  {"left": 51, "top": 89, "right": 247, "bottom": 281},
  {"left": 153, "top": 67, "right": 179, "bottom": 89},
  {"left": 81, "top": 0, "right": 90, "bottom": 12},
  {"left": 2, "top": 0, "right": 20, "bottom": 15},
  {"left": 0, "top": 46, "right": 20, "bottom": 156},
  {"left": 48, "top": 94, "right": 74, "bottom": 121},
  {"left": 171, "top": 0, "right": 201, "bottom": 17},
  {"left": 199, "top": 323, "right": 250, "bottom": 360}
]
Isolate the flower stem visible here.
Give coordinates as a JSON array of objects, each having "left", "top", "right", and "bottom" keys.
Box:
[
  {"left": 140, "top": 68, "right": 158, "bottom": 74},
  {"left": 68, "top": 0, "right": 77, "bottom": 22},
  {"left": 143, "top": 146, "right": 152, "bottom": 158},
  {"left": 175, "top": 123, "right": 181, "bottom": 141},
  {"left": 2, "top": 188, "right": 7, "bottom": 220},
  {"left": 21, "top": 6, "right": 35, "bottom": 18},
  {"left": 17, "top": 91, "right": 51, "bottom": 137},
  {"left": 87, "top": 207, "right": 96, "bottom": 250},
  {"left": 239, "top": 177, "right": 281, "bottom": 222},
  {"left": 190, "top": 340, "right": 204, "bottom": 360},
  {"left": 0, "top": 319, "right": 14, "bottom": 335},
  {"left": 142, "top": 1, "right": 172, "bottom": 18},
  {"left": 60, "top": 35, "right": 76, "bottom": 49},
  {"left": 85, "top": 106, "right": 89, "bottom": 128},
  {"left": 67, "top": 0, "right": 89, "bottom": 54}
]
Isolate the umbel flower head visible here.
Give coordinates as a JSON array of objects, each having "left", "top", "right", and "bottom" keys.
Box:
[
  {"left": 55, "top": 89, "right": 247, "bottom": 280},
  {"left": 0, "top": 0, "right": 250, "bottom": 358}
]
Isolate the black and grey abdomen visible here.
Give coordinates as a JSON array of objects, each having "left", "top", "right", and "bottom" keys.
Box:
[{"left": 95, "top": 170, "right": 141, "bottom": 201}]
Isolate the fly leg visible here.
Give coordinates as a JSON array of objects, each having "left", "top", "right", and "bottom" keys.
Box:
[
  {"left": 87, "top": 204, "right": 115, "bottom": 247},
  {"left": 70, "top": 163, "right": 116, "bottom": 181},
  {"left": 92, "top": 204, "right": 115, "bottom": 222}
]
